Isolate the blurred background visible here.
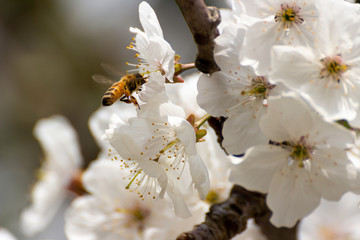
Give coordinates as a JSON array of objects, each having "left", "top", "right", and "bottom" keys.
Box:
[{"left": 0, "top": 0, "right": 228, "bottom": 239}]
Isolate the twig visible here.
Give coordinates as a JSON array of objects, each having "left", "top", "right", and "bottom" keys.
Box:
[{"left": 175, "top": 0, "right": 221, "bottom": 74}]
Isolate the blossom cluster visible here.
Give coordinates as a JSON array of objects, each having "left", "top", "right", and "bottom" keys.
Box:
[{"left": 17, "top": 0, "right": 360, "bottom": 239}]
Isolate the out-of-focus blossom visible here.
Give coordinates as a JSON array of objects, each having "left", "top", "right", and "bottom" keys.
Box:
[
  {"left": 0, "top": 228, "right": 17, "bottom": 240},
  {"left": 299, "top": 193, "right": 360, "bottom": 240},
  {"left": 20, "top": 115, "right": 83, "bottom": 237},
  {"left": 65, "top": 159, "right": 207, "bottom": 240}
]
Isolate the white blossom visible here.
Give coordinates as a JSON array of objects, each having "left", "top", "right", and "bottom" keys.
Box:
[
  {"left": 197, "top": 14, "right": 284, "bottom": 155},
  {"left": 0, "top": 228, "right": 17, "bottom": 240},
  {"left": 230, "top": 93, "right": 358, "bottom": 227},
  {"left": 20, "top": 115, "right": 83, "bottom": 236},
  {"left": 127, "top": 1, "right": 175, "bottom": 102},
  {"left": 270, "top": 0, "right": 360, "bottom": 123},
  {"left": 239, "top": 0, "right": 320, "bottom": 75},
  {"left": 105, "top": 94, "right": 209, "bottom": 218}
]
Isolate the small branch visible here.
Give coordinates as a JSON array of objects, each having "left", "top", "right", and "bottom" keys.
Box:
[
  {"left": 175, "top": 0, "right": 221, "bottom": 74},
  {"left": 207, "top": 116, "right": 227, "bottom": 152},
  {"left": 176, "top": 185, "right": 299, "bottom": 240},
  {"left": 177, "top": 185, "right": 265, "bottom": 240},
  {"left": 255, "top": 212, "right": 299, "bottom": 240}
]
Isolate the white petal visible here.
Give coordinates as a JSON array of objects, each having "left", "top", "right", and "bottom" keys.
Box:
[
  {"left": 34, "top": 115, "right": 83, "bottom": 170},
  {"left": 138, "top": 1, "right": 163, "bottom": 38},
  {"left": 222, "top": 107, "right": 268, "bottom": 155},
  {"left": 239, "top": 0, "right": 275, "bottom": 18},
  {"left": 65, "top": 196, "right": 117, "bottom": 240},
  {"left": 0, "top": 229, "right": 17, "bottom": 240},
  {"left": 138, "top": 94, "right": 185, "bottom": 121},
  {"left": 229, "top": 145, "right": 288, "bottom": 192},
  {"left": 132, "top": 160, "right": 166, "bottom": 199},
  {"left": 310, "top": 148, "right": 355, "bottom": 201},
  {"left": 309, "top": 119, "right": 355, "bottom": 149},
  {"left": 88, "top": 103, "right": 136, "bottom": 151},
  {"left": 267, "top": 166, "right": 321, "bottom": 227},
  {"left": 241, "top": 20, "right": 283, "bottom": 75},
  {"left": 165, "top": 184, "right": 192, "bottom": 218},
  {"left": 188, "top": 155, "right": 210, "bottom": 200},
  {"left": 82, "top": 160, "right": 128, "bottom": 202},
  {"left": 105, "top": 121, "right": 144, "bottom": 160},
  {"left": 261, "top": 94, "right": 314, "bottom": 142},
  {"left": 169, "top": 116, "right": 197, "bottom": 155},
  {"left": 270, "top": 45, "right": 318, "bottom": 88},
  {"left": 197, "top": 71, "right": 248, "bottom": 117},
  {"left": 20, "top": 172, "right": 65, "bottom": 236},
  {"left": 139, "top": 72, "right": 166, "bottom": 102}
]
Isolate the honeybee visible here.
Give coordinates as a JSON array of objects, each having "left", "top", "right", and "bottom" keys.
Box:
[{"left": 93, "top": 64, "right": 147, "bottom": 107}]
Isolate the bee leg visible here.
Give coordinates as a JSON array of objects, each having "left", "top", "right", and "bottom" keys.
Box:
[
  {"left": 129, "top": 96, "right": 140, "bottom": 109},
  {"left": 120, "top": 95, "right": 140, "bottom": 108},
  {"left": 120, "top": 95, "right": 131, "bottom": 103}
]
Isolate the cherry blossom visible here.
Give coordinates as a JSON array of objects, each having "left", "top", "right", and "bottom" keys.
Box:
[
  {"left": 127, "top": 1, "right": 175, "bottom": 102},
  {"left": 238, "top": 0, "right": 320, "bottom": 75},
  {"left": 230, "top": 93, "right": 358, "bottom": 227},
  {"left": 105, "top": 94, "right": 209, "bottom": 217},
  {"left": 20, "top": 115, "right": 83, "bottom": 236},
  {"left": 197, "top": 12, "right": 284, "bottom": 155},
  {"left": 270, "top": 0, "right": 360, "bottom": 123}
]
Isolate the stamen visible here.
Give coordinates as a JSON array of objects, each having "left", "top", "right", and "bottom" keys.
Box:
[
  {"left": 274, "top": 3, "right": 304, "bottom": 29},
  {"left": 226, "top": 76, "right": 275, "bottom": 113},
  {"left": 320, "top": 55, "right": 349, "bottom": 84},
  {"left": 281, "top": 136, "right": 313, "bottom": 168}
]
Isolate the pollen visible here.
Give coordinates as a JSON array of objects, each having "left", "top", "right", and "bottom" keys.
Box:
[
  {"left": 286, "top": 137, "right": 313, "bottom": 168},
  {"left": 274, "top": 3, "right": 304, "bottom": 29},
  {"left": 320, "top": 55, "right": 349, "bottom": 84},
  {"left": 242, "top": 76, "right": 275, "bottom": 101}
]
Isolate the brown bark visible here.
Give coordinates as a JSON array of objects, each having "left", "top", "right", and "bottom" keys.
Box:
[
  {"left": 175, "top": 0, "right": 221, "bottom": 74},
  {"left": 176, "top": 185, "right": 298, "bottom": 240}
]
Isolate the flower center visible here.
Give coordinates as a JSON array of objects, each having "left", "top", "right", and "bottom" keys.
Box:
[
  {"left": 290, "top": 144, "right": 311, "bottom": 167},
  {"left": 114, "top": 204, "right": 151, "bottom": 233},
  {"left": 275, "top": 3, "right": 304, "bottom": 29},
  {"left": 277, "top": 136, "right": 313, "bottom": 168},
  {"left": 129, "top": 207, "right": 150, "bottom": 230},
  {"left": 241, "top": 76, "right": 275, "bottom": 101},
  {"left": 320, "top": 55, "right": 349, "bottom": 83},
  {"left": 205, "top": 190, "right": 220, "bottom": 204}
]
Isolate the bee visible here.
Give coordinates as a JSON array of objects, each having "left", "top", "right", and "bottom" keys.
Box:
[{"left": 93, "top": 64, "right": 147, "bottom": 107}]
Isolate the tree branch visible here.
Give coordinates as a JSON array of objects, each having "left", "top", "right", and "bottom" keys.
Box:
[
  {"left": 176, "top": 185, "right": 298, "bottom": 240},
  {"left": 175, "top": 0, "right": 221, "bottom": 74}
]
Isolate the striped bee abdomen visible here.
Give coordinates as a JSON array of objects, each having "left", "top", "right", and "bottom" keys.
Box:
[{"left": 101, "top": 82, "right": 125, "bottom": 106}]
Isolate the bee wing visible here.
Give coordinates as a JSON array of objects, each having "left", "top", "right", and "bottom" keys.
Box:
[
  {"left": 100, "top": 63, "right": 125, "bottom": 79},
  {"left": 92, "top": 74, "right": 115, "bottom": 85}
]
